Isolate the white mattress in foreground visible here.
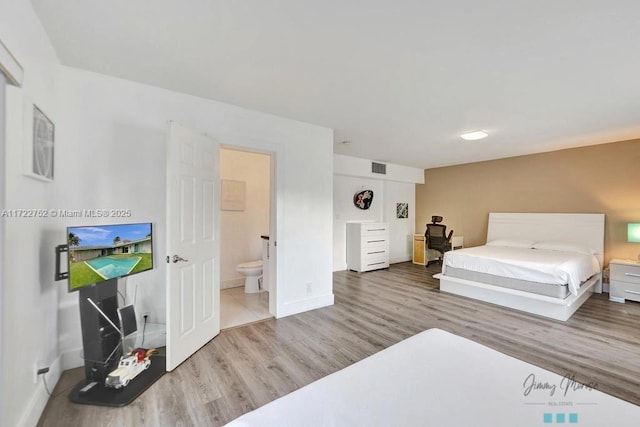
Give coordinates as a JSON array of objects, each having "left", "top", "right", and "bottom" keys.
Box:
[
  {"left": 443, "top": 246, "right": 600, "bottom": 295},
  {"left": 225, "top": 329, "right": 639, "bottom": 427}
]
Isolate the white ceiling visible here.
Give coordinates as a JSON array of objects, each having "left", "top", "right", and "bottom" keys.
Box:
[{"left": 31, "top": 0, "right": 640, "bottom": 168}]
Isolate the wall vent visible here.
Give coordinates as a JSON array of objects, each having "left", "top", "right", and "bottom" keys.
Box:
[{"left": 371, "top": 162, "right": 387, "bottom": 175}]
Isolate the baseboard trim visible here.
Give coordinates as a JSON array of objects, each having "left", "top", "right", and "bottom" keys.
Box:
[
  {"left": 221, "top": 278, "right": 244, "bottom": 289},
  {"left": 18, "top": 355, "right": 62, "bottom": 427},
  {"left": 62, "top": 347, "right": 84, "bottom": 370},
  {"left": 276, "top": 293, "right": 334, "bottom": 318},
  {"left": 335, "top": 256, "right": 411, "bottom": 272}
]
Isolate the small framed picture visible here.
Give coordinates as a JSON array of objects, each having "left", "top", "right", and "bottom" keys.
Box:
[
  {"left": 32, "top": 105, "right": 55, "bottom": 181},
  {"left": 221, "top": 179, "right": 246, "bottom": 211},
  {"left": 396, "top": 203, "right": 408, "bottom": 219}
]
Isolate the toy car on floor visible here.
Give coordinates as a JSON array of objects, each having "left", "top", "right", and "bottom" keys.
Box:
[{"left": 105, "top": 348, "right": 156, "bottom": 389}]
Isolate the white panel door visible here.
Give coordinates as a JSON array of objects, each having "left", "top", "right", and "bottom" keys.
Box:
[{"left": 166, "top": 121, "right": 219, "bottom": 371}]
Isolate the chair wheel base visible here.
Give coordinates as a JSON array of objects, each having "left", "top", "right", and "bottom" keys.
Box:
[{"left": 426, "top": 259, "right": 443, "bottom": 267}]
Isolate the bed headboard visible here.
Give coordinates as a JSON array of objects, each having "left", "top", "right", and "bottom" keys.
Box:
[{"left": 487, "top": 213, "right": 605, "bottom": 266}]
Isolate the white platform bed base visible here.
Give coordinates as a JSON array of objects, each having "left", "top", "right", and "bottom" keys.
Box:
[
  {"left": 435, "top": 272, "right": 601, "bottom": 321},
  {"left": 437, "top": 212, "right": 605, "bottom": 321}
]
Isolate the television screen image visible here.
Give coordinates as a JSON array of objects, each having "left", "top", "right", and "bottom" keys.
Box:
[{"left": 67, "top": 223, "right": 153, "bottom": 291}]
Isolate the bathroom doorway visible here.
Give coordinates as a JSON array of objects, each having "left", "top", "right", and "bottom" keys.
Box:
[{"left": 219, "top": 147, "right": 274, "bottom": 329}]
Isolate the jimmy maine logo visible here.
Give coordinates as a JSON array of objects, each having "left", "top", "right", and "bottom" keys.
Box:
[{"left": 522, "top": 373, "right": 598, "bottom": 424}]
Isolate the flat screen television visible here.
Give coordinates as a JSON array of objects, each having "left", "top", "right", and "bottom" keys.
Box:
[{"left": 67, "top": 222, "right": 153, "bottom": 292}]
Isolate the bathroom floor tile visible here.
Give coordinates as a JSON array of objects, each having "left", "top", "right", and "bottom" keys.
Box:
[
  {"left": 220, "top": 287, "right": 271, "bottom": 329},
  {"left": 220, "top": 291, "right": 235, "bottom": 305},
  {"left": 227, "top": 286, "right": 247, "bottom": 297}
]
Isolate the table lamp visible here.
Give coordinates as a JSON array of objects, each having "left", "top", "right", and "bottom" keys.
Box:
[{"left": 628, "top": 223, "right": 640, "bottom": 261}]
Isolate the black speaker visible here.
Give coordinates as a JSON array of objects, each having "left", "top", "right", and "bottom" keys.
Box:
[{"left": 118, "top": 305, "right": 137, "bottom": 337}]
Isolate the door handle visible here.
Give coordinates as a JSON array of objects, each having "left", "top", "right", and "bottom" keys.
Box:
[{"left": 167, "top": 255, "right": 189, "bottom": 263}]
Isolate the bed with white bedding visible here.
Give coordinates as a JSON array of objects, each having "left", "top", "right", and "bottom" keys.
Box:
[
  {"left": 434, "top": 213, "right": 605, "bottom": 321},
  {"left": 225, "top": 328, "right": 639, "bottom": 427},
  {"left": 443, "top": 244, "right": 601, "bottom": 297}
]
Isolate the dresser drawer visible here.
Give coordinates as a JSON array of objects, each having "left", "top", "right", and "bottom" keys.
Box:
[
  {"left": 611, "top": 264, "right": 640, "bottom": 284},
  {"left": 361, "top": 235, "right": 388, "bottom": 248},
  {"left": 360, "top": 224, "right": 388, "bottom": 237},
  {"left": 610, "top": 280, "right": 640, "bottom": 303},
  {"left": 362, "top": 246, "right": 388, "bottom": 258},
  {"left": 362, "top": 258, "right": 389, "bottom": 271}
]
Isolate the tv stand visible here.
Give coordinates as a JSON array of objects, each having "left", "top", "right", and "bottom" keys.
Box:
[
  {"left": 78, "top": 279, "right": 121, "bottom": 383},
  {"left": 69, "top": 278, "right": 165, "bottom": 407}
]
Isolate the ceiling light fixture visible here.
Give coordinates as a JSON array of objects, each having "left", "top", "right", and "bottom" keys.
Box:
[{"left": 460, "top": 130, "right": 488, "bottom": 141}]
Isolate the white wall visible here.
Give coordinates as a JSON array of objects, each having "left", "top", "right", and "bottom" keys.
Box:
[
  {"left": 1, "top": 2, "right": 63, "bottom": 426},
  {"left": 220, "top": 148, "right": 270, "bottom": 289},
  {"left": 333, "top": 154, "right": 423, "bottom": 271},
  {"left": 383, "top": 180, "right": 416, "bottom": 263},
  {"left": 1, "top": 4, "right": 334, "bottom": 426},
  {"left": 56, "top": 65, "right": 334, "bottom": 365},
  {"left": 334, "top": 154, "right": 424, "bottom": 183},
  {"left": 333, "top": 175, "right": 383, "bottom": 272}
]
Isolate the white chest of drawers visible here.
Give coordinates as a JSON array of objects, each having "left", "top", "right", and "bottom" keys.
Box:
[
  {"left": 346, "top": 222, "right": 390, "bottom": 272},
  {"left": 609, "top": 259, "right": 640, "bottom": 303}
]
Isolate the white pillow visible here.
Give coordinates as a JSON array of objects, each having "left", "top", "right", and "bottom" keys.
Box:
[
  {"left": 532, "top": 241, "right": 596, "bottom": 255},
  {"left": 486, "top": 239, "right": 534, "bottom": 249}
]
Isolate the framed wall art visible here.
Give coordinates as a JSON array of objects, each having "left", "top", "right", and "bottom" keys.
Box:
[
  {"left": 353, "top": 189, "right": 373, "bottom": 210},
  {"left": 29, "top": 104, "right": 55, "bottom": 181},
  {"left": 396, "top": 203, "right": 408, "bottom": 219},
  {"left": 221, "top": 179, "right": 246, "bottom": 211}
]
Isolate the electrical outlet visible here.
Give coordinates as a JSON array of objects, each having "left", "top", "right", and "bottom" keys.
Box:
[
  {"left": 33, "top": 365, "right": 49, "bottom": 383},
  {"left": 142, "top": 312, "right": 150, "bottom": 323}
]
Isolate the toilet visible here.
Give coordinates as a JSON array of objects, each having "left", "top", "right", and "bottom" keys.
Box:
[{"left": 236, "top": 260, "right": 263, "bottom": 293}]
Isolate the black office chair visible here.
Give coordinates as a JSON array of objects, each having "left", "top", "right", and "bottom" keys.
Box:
[{"left": 425, "top": 216, "right": 453, "bottom": 267}]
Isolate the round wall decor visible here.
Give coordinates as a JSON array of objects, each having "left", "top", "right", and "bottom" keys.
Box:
[{"left": 353, "top": 190, "right": 374, "bottom": 210}]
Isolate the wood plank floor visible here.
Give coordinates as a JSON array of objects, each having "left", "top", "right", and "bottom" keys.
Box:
[{"left": 38, "top": 262, "right": 640, "bottom": 426}]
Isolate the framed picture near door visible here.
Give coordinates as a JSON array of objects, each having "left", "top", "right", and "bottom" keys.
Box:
[
  {"left": 31, "top": 105, "right": 55, "bottom": 181},
  {"left": 221, "top": 179, "right": 246, "bottom": 211}
]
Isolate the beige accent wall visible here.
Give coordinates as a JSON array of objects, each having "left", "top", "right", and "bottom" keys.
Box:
[{"left": 415, "top": 138, "right": 640, "bottom": 267}]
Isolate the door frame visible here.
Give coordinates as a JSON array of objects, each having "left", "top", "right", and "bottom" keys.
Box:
[
  {"left": 1, "top": 44, "right": 22, "bottom": 422},
  {"left": 0, "top": 71, "right": 6, "bottom": 420},
  {"left": 219, "top": 143, "right": 280, "bottom": 317},
  {"left": 165, "top": 130, "right": 284, "bottom": 369}
]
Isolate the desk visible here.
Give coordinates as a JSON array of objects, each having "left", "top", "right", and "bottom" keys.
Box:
[{"left": 413, "top": 234, "right": 463, "bottom": 265}]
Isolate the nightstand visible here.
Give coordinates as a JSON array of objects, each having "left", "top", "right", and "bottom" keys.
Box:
[
  {"left": 451, "top": 236, "right": 464, "bottom": 250},
  {"left": 609, "top": 259, "right": 640, "bottom": 303}
]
